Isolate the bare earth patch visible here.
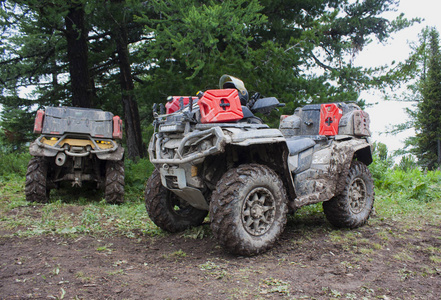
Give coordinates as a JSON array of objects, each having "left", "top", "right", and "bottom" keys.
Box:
[{"left": 1, "top": 213, "right": 440, "bottom": 299}]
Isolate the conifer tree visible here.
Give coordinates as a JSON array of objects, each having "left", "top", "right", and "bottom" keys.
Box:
[{"left": 412, "top": 28, "right": 441, "bottom": 169}]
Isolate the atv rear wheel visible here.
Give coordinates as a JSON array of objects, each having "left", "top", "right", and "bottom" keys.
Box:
[
  {"left": 25, "top": 157, "right": 49, "bottom": 203},
  {"left": 210, "top": 164, "right": 288, "bottom": 256},
  {"left": 104, "top": 160, "right": 125, "bottom": 204},
  {"left": 145, "top": 169, "right": 208, "bottom": 233},
  {"left": 323, "top": 161, "right": 374, "bottom": 228}
]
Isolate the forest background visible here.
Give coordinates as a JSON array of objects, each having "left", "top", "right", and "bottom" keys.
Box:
[{"left": 0, "top": 0, "right": 425, "bottom": 161}]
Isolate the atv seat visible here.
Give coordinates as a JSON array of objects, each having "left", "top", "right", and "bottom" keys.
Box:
[{"left": 285, "top": 137, "right": 316, "bottom": 156}]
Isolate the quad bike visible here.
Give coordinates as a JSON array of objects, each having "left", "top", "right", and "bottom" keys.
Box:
[
  {"left": 145, "top": 75, "right": 374, "bottom": 256},
  {"left": 26, "top": 106, "right": 125, "bottom": 204}
]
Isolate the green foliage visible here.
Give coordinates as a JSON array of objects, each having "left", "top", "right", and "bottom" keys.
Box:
[
  {"left": 139, "top": 0, "right": 410, "bottom": 112},
  {"left": 124, "top": 158, "right": 155, "bottom": 201},
  {"left": 1, "top": 0, "right": 417, "bottom": 150},
  {"left": 397, "top": 155, "right": 418, "bottom": 172},
  {"left": 370, "top": 155, "right": 441, "bottom": 203},
  {"left": 368, "top": 142, "right": 393, "bottom": 184},
  {"left": 390, "top": 27, "right": 441, "bottom": 169},
  {"left": 383, "top": 169, "right": 441, "bottom": 202},
  {"left": 0, "top": 175, "right": 161, "bottom": 237},
  {"left": 411, "top": 28, "right": 441, "bottom": 170},
  {"left": 0, "top": 106, "right": 36, "bottom": 150},
  {"left": 368, "top": 140, "right": 441, "bottom": 203},
  {"left": 0, "top": 150, "right": 31, "bottom": 179}
]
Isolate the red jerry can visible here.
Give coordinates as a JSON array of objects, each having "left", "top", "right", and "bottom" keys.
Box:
[
  {"left": 198, "top": 89, "right": 243, "bottom": 123},
  {"left": 319, "top": 103, "right": 343, "bottom": 136},
  {"left": 166, "top": 96, "right": 193, "bottom": 114},
  {"left": 33, "top": 109, "right": 45, "bottom": 134}
]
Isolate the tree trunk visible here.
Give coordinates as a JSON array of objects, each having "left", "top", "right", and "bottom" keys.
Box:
[
  {"left": 436, "top": 138, "right": 441, "bottom": 170},
  {"left": 113, "top": 15, "right": 145, "bottom": 159},
  {"left": 64, "top": 3, "right": 92, "bottom": 108}
]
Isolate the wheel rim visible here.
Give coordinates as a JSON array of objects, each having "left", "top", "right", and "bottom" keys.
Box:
[
  {"left": 241, "top": 187, "right": 276, "bottom": 236},
  {"left": 348, "top": 178, "right": 367, "bottom": 214}
]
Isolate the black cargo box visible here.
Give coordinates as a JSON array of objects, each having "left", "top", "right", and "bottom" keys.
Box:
[{"left": 42, "top": 107, "right": 114, "bottom": 139}]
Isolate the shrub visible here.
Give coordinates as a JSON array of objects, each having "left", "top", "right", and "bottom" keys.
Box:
[
  {"left": 124, "top": 158, "right": 155, "bottom": 201},
  {"left": 0, "top": 151, "right": 31, "bottom": 179}
]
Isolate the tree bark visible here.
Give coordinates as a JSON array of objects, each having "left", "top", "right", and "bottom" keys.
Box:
[
  {"left": 64, "top": 3, "right": 92, "bottom": 108},
  {"left": 113, "top": 12, "right": 145, "bottom": 159},
  {"left": 436, "top": 138, "right": 441, "bottom": 170}
]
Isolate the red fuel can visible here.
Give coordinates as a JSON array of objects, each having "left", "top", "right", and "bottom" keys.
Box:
[
  {"left": 319, "top": 103, "right": 343, "bottom": 136},
  {"left": 198, "top": 89, "right": 243, "bottom": 123},
  {"left": 166, "top": 96, "right": 193, "bottom": 114}
]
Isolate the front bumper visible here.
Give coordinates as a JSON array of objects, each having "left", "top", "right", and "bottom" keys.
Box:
[{"left": 148, "top": 126, "right": 226, "bottom": 165}]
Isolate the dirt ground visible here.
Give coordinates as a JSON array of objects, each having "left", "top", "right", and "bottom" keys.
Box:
[{"left": 1, "top": 212, "right": 440, "bottom": 300}]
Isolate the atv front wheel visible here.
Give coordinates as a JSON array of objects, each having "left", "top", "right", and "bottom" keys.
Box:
[
  {"left": 323, "top": 161, "right": 374, "bottom": 228},
  {"left": 145, "top": 169, "right": 208, "bottom": 233},
  {"left": 210, "top": 164, "right": 288, "bottom": 256},
  {"left": 104, "top": 160, "right": 125, "bottom": 204},
  {"left": 25, "top": 157, "right": 49, "bottom": 203}
]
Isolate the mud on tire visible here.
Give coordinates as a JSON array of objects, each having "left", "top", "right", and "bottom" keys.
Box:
[
  {"left": 145, "top": 169, "right": 208, "bottom": 233},
  {"left": 105, "top": 160, "right": 125, "bottom": 204},
  {"left": 323, "top": 161, "right": 374, "bottom": 228},
  {"left": 25, "top": 157, "right": 49, "bottom": 203},
  {"left": 210, "top": 164, "right": 288, "bottom": 256}
]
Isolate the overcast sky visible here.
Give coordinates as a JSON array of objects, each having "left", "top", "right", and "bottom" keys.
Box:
[{"left": 357, "top": 0, "right": 440, "bottom": 158}]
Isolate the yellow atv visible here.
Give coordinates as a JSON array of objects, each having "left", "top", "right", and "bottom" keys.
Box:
[{"left": 25, "top": 107, "right": 125, "bottom": 203}]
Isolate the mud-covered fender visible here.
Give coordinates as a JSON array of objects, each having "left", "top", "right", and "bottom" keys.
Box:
[
  {"left": 292, "top": 138, "right": 372, "bottom": 209},
  {"left": 95, "top": 145, "right": 124, "bottom": 161},
  {"left": 222, "top": 128, "right": 296, "bottom": 202},
  {"left": 29, "top": 141, "right": 58, "bottom": 157},
  {"left": 328, "top": 138, "right": 372, "bottom": 196}
]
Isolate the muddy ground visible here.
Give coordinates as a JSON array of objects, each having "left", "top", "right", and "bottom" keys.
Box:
[{"left": 1, "top": 212, "right": 440, "bottom": 300}]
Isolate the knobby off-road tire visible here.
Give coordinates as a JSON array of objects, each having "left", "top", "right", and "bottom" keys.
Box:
[
  {"left": 323, "top": 161, "right": 374, "bottom": 228},
  {"left": 25, "top": 157, "right": 49, "bottom": 203},
  {"left": 105, "top": 160, "right": 125, "bottom": 204},
  {"left": 210, "top": 164, "right": 288, "bottom": 256},
  {"left": 144, "top": 169, "right": 208, "bottom": 233}
]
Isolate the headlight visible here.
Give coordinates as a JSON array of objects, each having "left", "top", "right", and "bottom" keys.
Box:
[{"left": 159, "top": 124, "right": 184, "bottom": 132}]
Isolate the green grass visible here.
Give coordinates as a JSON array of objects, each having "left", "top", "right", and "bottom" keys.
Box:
[
  {"left": 1, "top": 153, "right": 441, "bottom": 245},
  {"left": 0, "top": 156, "right": 160, "bottom": 238}
]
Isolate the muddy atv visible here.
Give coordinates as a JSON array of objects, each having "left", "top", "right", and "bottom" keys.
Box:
[
  {"left": 26, "top": 106, "right": 125, "bottom": 204},
  {"left": 145, "top": 75, "right": 374, "bottom": 256}
]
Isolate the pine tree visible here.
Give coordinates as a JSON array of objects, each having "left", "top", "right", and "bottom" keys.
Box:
[
  {"left": 138, "top": 0, "right": 415, "bottom": 112},
  {"left": 412, "top": 28, "right": 441, "bottom": 169}
]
